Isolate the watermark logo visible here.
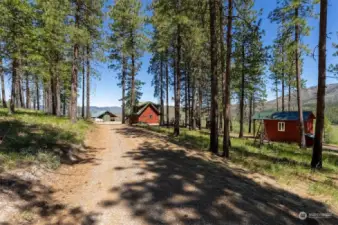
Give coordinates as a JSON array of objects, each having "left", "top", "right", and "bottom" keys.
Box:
[
  {"left": 299, "top": 212, "right": 308, "bottom": 220},
  {"left": 299, "top": 211, "right": 332, "bottom": 220}
]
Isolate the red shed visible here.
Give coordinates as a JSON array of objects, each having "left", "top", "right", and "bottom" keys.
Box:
[
  {"left": 130, "top": 102, "right": 160, "bottom": 125},
  {"left": 262, "top": 111, "right": 316, "bottom": 146}
]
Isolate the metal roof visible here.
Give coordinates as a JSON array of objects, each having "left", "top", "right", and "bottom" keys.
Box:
[
  {"left": 252, "top": 111, "right": 275, "bottom": 120},
  {"left": 252, "top": 111, "right": 315, "bottom": 121},
  {"left": 270, "top": 111, "right": 315, "bottom": 121}
]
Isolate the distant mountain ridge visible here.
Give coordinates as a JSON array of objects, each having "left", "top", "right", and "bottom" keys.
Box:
[
  {"left": 90, "top": 106, "right": 122, "bottom": 117},
  {"left": 264, "top": 83, "right": 338, "bottom": 111}
]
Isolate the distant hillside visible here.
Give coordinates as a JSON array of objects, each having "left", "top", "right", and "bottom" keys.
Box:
[
  {"left": 264, "top": 83, "right": 338, "bottom": 110},
  {"left": 263, "top": 83, "right": 338, "bottom": 124}
]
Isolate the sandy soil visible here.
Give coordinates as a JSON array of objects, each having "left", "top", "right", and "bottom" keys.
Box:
[{"left": 1, "top": 124, "right": 338, "bottom": 225}]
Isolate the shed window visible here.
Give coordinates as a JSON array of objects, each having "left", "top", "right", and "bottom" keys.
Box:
[
  {"left": 149, "top": 114, "right": 153, "bottom": 119},
  {"left": 278, "top": 122, "right": 285, "bottom": 132}
]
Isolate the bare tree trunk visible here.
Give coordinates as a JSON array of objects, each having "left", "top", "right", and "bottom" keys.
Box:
[
  {"left": 47, "top": 82, "right": 52, "bottom": 114},
  {"left": 223, "top": 0, "right": 233, "bottom": 158},
  {"left": 191, "top": 75, "right": 196, "bottom": 130},
  {"left": 70, "top": 3, "right": 80, "bottom": 123},
  {"left": 252, "top": 94, "right": 256, "bottom": 135},
  {"left": 160, "top": 55, "right": 164, "bottom": 126},
  {"left": 239, "top": 44, "right": 245, "bottom": 138},
  {"left": 0, "top": 58, "right": 7, "bottom": 108},
  {"left": 19, "top": 78, "right": 23, "bottom": 108},
  {"left": 275, "top": 79, "right": 279, "bottom": 111},
  {"left": 295, "top": 7, "right": 306, "bottom": 148},
  {"left": 121, "top": 55, "right": 126, "bottom": 124},
  {"left": 248, "top": 94, "right": 253, "bottom": 133},
  {"left": 185, "top": 69, "right": 189, "bottom": 127},
  {"left": 51, "top": 67, "right": 56, "bottom": 115},
  {"left": 9, "top": 58, "right": 18, "bottom": 114},
  {"left": 288, "top": 72, "right": 291, "bottom": 112},
  {"left": 209, "top": 0, "right": 218, "bottom": 154},
  {"left": 312, "top": 0, "right": 327, "bottom": 169},
  {"left": 198, "top": 81, "right": 202, "bottom": 130},
  {"left": 56, "top": 73, "right": 61, "bottom": 116},
  {"left": 219, "top": 0, "right": 225, "bottom": 135},
  {"left": 174, "top": 2, "right": 181, "bottom": 136},
  {"left": 82, "top": 51, "right": 85, "bottom": 118},
  {"left": 25, "top": 73, "right": 30, "bottom": 109},
  {"left": 282, "top": 45, "right": 285, "bottom": 112},
  {"left": 35, "top": 75, "right": 40, "bottom": 110},
  {"left": 130, "top": 30, "right": 136, "bottom": 117},
  {"left": 86, "top": 45, "right": 91, "bottom": 119},
  {"left": 166, "top": 53, "right": 169, "bottom": 127}
]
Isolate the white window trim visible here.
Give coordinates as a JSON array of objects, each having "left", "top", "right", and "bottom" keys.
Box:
[{"left": 278, "top": 122, "right": 285, "bottom": 132}]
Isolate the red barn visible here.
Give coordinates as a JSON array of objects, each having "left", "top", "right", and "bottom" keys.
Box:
[
  {"left": 262, "top": 111, "right": 316, "bottom": 146},
  {"left": 130, "top": 102, "right": 160, "bottom": 125}
]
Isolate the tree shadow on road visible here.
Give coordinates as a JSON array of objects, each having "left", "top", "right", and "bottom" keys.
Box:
[
  {"left": 111, "top": 126, "right": 338, "bottom": 225},
  {"left": 0, "top": 174, "right": 99, "bottom": 225}
]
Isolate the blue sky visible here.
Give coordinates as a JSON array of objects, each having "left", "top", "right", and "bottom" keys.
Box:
[{"left": 89, "top": 0, "right": 338, "bottom": 107}]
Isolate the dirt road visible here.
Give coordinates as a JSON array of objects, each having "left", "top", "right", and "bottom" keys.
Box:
[{"left": 1, "top": 124, "right": 338, "bottom": 225}]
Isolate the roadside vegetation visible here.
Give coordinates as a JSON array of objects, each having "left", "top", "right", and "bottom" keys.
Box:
[
  {"left": 138, "top": 124, "right": 338, "bottom": 206},
  {"left": 0, "top": 109, "right": 91, "bottom": 172}
]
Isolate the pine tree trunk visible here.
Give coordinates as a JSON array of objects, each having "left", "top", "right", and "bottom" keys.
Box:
[
  {"left": 160, "top": 55, "right": 164, "bottom": 126},
  {"left": 288, "top": 72, "right": 291, "bottom": 111},
  {"left": 184, "top": 69, "right": 188, "bottom": 128},
  {"left": 122, "top": 55, "right": 126, "bottom": 124},
  {"left": 295, "top": 7, "right": 306, "bottom": 148},
  {"left": 282, "top": 57, "right": 285, "bottom": 112},
  {"left": 130, "top": 29, "right": 136, "bottom": 117},
  {"left": 86, "top": 45, "right": 91, "bottom": 119},
  {"left": 253, "top": 94, "right": 256, "bottom": 135},
  {"left": 70, "top": 3, "right": 80, "bottom": 123},
  {"left": 276, "top": 79, "right": 279, "bottom": 111},
  {"left": 35, "top": 75, "right": 40, "bottom": 110},
  {"left": 19, "top": 78, "right": 23, "bottom": 108},
  {"left": 0, "top": 58, "right": 7, "bottom": 108},
  {"left": 311, "top": 0, "right": 327, "bottom": 169},
  {"left": 219, "top": 0, "right": 225, "bottom": 135},
  {"left": 209, "top": 0, "right": 218, "bottom": 154},
  {"left": 166, "top": 54, "right": 169, "bottom": 127},
  {"left": 51, "top": 67, "right": 56, "bottom": 115},
  {"left": 191, "top": 75, "right": 196, "bottom": 130},
  {"left": 223, "top": 0, "right": 233, "bottom": 158},
  {"left": 82, "top": 52, "right": 85, "bottom": 118},
  {"left": 25, "top": 73, "right": 30, "bottom": 109},
  {"left": 174, "top": 5, "right": 181, "bottom": 136},
  {"left": 9, "top": 58, "right": 18, "bottom": 114},
  {"left": 198, "top": 82, "right": 202, "bottom": 130},
  {"left": 239, "top": 44, "right": 245, "bottom": 138},
  {"left": 248, "top": 94, "right": 253, "bottom": 133},
  {"left": 56, "top": 73, "right": 61, "bottom": 116},
  {"left": 48, "top": 83, "right": 52, "bottom": 114}
]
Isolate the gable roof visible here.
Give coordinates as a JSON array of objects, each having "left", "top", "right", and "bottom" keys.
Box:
[
  {"left": 135, "top": 102, "right": 160, "bottom": 116},
  {"left": 270, "top": 111, "right": 315, "bottom": 121},
  {"left": 97, "top": 111, "right": 118, "bottom": 119}
]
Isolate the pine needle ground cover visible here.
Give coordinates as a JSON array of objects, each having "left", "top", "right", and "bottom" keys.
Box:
[
  {"left": 0, "top": 109, "right": 91, "bottom": 172},
  {"left": 138, "top": 124, "right": 338, "bottom": 208}
]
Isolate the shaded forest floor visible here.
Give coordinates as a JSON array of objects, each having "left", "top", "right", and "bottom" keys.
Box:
[
  {"left": 0, "top": 108, "right": 91, "bottom": 172},
  {"left": 138, "top": 124, "right": 338, "bottom": 211}
]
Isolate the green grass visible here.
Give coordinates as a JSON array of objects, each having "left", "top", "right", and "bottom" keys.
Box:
[
  {"left": 328, "top": 125, "right": 338, "bottom": 145},
  {"left": 138, "top": 124, "right": 338, "bottom": 206},
  {"left": 0, "top": 108, "right": 91, "bottom": 172}
]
